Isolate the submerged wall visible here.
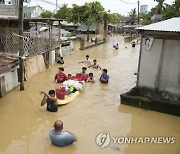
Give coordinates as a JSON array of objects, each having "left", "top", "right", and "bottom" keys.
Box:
[
  {"left": 25, "top": 55, "right": 46, "bottom": 79},
  {"left": 0, "top": 69, "right": 19, "bottom": 97},
  {"left": 158, "top": 40, "right": 180, "bottom": 94}
]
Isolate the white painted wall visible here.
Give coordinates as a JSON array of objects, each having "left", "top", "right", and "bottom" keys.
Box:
[
  {"left": 25, "top": 55, "right": 46, "bottom": 79},
  {"left": 159, "top": 40, "right": 180, "bottom": 94},
  {"left": 138, "top": 37, "right": 180, "bottom": 95},
  {"left": 0, "top": 69, "right": 19, "bottom": 93},
  {"left": 139, "top": 38, "right": 163, "bottom": 88},
  {"left": 49, "top": 50, "right": 55, "bottom": 66}
]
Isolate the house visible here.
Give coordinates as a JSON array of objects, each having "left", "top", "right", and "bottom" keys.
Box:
[
  {"left": 77, "top": 23, "right": 97, "bottom": 34},
  {"left": 23, "top": 5, "right": 43, "bottom": 18},
  {"left": 0, "top": 17, "right": 63, "bottom": 97},
  {"left": 0, "top": 0, "right": 18, "bottom": 18},
  {"left": 151, "top": 14, "right": 163, "bottom": 23},
  {"left": 0, "top": 53, "right": 19, "bottom": 98},
  {"left": 140, "top": 5, "right": 148, "bottom": 14},
  {"left": 108, "top": 23, "right": 117, "bottom": 33},
  {"left": 120, "top": 17, "right": 180, "bottom": 116},
  {"left": 60, "top": 20, "right": 78, "bottom": 34}
]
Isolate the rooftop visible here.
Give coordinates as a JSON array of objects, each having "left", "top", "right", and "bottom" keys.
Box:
[
  {"left": 137, "top": 17, "right": 180, "bottom": 33},
  {"left": 0, "top": 53, "right": 18, "bottom": 75},
  {"left": 77, "top": 23, "right": 96, "bottom": 32},
  {"left": 23, "top": 6, "right": 36, "bottom": 14}
]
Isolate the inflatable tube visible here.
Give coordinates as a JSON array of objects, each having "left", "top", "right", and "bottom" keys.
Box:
[{"left": 57, "top": 91, "right": 80, "bottom": 106}]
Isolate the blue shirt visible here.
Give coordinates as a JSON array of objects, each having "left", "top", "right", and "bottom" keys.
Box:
[
  {"left": 99, "top": 74, "right": 110, "bottom": 83},
  {"left": 49, "top": 128, "right": 75, "bottom": 147}
]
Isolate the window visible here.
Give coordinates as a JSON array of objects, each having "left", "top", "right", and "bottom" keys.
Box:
[{"left": 0, "top": 0, "right": 11, "bottom": 5}]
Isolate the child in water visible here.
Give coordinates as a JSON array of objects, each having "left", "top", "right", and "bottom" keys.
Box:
[
  {"left": 68, "top": 74, "right": 72, "bottom": 80},
  {"left": 88, "top": 59, "right": 102, "bottom": 69},
  {"left": 54, "top": 67, "right": 68, "bottom": 83},
  {"left": 76, "top": 67, "right": 88, "bottom": 76},
  {"left": 99, "top": 69, "right": 109, "bottom": 84},
  {"left": 79, "top": 55, "right": 92, "bottom": 65},
  {"left": 87, "top": 73, "right": 95, "bottom": 83},
  {"left": 113, "top": 43, "right": 119, "bottom": 49}
]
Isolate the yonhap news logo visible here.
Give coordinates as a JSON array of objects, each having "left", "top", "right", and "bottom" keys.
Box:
[
  {"left": 95, "top": 132, "right": 175, "bottom": 148},
  {"left": 96, "top": 132, "right": 111, "bottom": 148}
]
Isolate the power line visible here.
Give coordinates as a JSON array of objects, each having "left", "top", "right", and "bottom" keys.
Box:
[
  {"left": 32, "top": 0, "right": 60, "bottom": 7},
  {"left": 119, "top": 0, "right": 137, "bottom": 4}
]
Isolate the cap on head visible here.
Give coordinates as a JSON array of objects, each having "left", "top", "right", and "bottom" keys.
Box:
[{"left": 54, "top": 120, "right": 63, "bottom": 131}]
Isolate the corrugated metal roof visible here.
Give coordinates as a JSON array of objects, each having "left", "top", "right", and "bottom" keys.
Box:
[
  {"left": 137, "top": 17, "right": 180, "bottom": 32},
  {"left": 0, "top": 54, "right": 18, "bottom": 67},
  {"left": 0, "top": 66, "right": 15, "bottom": 75},
  {"left": 0, "top": 54, "right": 18, "bottom": 75}
]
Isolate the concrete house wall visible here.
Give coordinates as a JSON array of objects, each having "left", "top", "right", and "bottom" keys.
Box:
[
  {"left": 138, "top": 37, "right": 180, "bottom": 95},
  {"left": 0, "top": 0, "right": 18, "bottom": 17},
  {"left": 159, "top": 40, "right": 180, "bottom": 94},
  {"left": 0, "top": 69, "right": 19, "bottom": 95},
  {"left": 138, "top": 38, "right": 163, "bottom": 88}
]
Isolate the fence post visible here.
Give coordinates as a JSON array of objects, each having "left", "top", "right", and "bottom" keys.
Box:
[{"left": 18, "top": 0, "right": 24, "bottom": 90}]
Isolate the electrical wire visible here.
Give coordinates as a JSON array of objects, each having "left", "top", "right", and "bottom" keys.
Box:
[{"left": 119, "top": 0, "right": 137, "bottom": 4}]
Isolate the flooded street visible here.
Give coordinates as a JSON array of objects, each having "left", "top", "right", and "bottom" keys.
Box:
[{"left": 0, "top": 34, "right": 179, "bottom": 154}]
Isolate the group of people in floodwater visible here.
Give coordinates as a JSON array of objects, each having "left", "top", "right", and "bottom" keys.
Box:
[
  {"left": 40, "top": 54, "right": 109, "bottom": 147},
  {"left": 113, "top": 40, "right": 138, "bottom": 49}
]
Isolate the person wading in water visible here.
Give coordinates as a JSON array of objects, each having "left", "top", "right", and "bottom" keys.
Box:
[{"left": 40, "top": 90, "right": 58, "bottom": 112}]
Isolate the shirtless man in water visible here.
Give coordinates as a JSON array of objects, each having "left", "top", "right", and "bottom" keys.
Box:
[{"left": 41, "top": 90, "right": 58, "bottom": 112}]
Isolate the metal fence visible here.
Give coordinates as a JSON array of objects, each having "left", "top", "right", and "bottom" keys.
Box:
[{"left": 0, "top": 26, "right": 60, "bottom": 58}]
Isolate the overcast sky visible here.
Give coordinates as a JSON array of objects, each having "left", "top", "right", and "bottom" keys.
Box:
[{"left": 28, "top": 0, "right": 175, "bottom": 15}]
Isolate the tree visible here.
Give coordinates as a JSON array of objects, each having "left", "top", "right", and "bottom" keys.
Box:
[
  {"left": 40, "top": 10, "right": 53, "bottom": 18},
  {"left": 154, "top": 0, "right": 165, "bottom": 14},
  {"left": 67, "top": 1, "right": 104, "bottom": 41},
  {"left": 128, "top": 8, "right": 137, "bottom": 24},
  {"left": 54, "top": 3, "right": 71, "bottom": 19},
  {"left": 163, "top": 0, "right": 180, "bottom": 19},
  {"left": 108, "top": 13, "right": 120, "bottom": 23},
  {"left": 140, "top": 18, "right": 152, "bottom": 25}
]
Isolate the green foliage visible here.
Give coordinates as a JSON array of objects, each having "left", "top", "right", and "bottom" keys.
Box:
[
  {"left": 67, "top": 4, "right": 83, "bottom": 23},
  {"left": 53, "top": 3, "right": 71, "bottom": 19},
  {"left": 108, "top": 13, "right": 120, "bottom": 23},
  {"left": 128, "top": 8, "right": 137, "bottom": 24},
  {"left": 67, "top": 1, "right": 104, "bottom": 25},
  {"left": 154, "top": 0, "right": 165, "bottom": 14},
  {"left": 163, "top": 0, "right": 180, "bottom": 19},
  {"left": 140, "top": 19, "right": 152, "bottom": 25},
  {"left": 40, "top": 10, "right": 53, "bottom": 18},
  {"left": 67, "top": 1, "right": 104, "bottom": 41},
  {"left": 139, "top": 0, "right": 179, "bottom": 24}
]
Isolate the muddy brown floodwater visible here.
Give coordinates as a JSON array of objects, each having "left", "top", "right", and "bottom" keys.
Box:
[{"left": 0, "top": 34, "right": 179, "bottom": 154}]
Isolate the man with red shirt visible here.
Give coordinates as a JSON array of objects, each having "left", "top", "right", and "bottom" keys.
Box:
[{"left": 54, "top": 67, "right": 68, "bottom": 83}]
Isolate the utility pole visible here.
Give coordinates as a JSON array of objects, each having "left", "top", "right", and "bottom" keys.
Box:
[
  {"left": 18, "top": 0, "right": 24, "bottom": 90},
  {"left": 138, "top": 0, "right": 140, "bottom": 25},
  {"left": 103, "top": 13, "right": 108, "bottom": 42}
]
